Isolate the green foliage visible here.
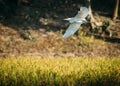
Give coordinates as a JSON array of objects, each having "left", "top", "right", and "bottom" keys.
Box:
[
  {"left": 93, "top": 21, "right": 112, "bottom": 35},
  {"left": 0, "top": 57, "right": 120, "bottom": 86}
]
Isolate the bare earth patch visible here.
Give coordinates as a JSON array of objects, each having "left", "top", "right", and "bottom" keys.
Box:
[
  {"left": 0, "top": 1, "right": 120, "bottom": 58},
  {"left": 0, "top": 23, "right": 120, "bottom": 58}
]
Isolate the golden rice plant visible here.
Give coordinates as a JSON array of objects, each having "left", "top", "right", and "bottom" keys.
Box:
[{"left": 0, "top": 57, "right": 120, "bottom": 86}]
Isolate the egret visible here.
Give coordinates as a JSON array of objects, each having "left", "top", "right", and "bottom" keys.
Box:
[{"left": 63, "top": 7, "right": 89, "bottom": 38}]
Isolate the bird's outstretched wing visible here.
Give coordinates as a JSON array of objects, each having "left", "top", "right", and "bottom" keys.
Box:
[
  {"left": 75, "top": 7, "right": 89, "bottom": 20},
  {"left": 63, "top": 22, "right": 81, "bottom": 38},
  {"left": 63, "top": 7, "right": 89, "bottom": 38}
]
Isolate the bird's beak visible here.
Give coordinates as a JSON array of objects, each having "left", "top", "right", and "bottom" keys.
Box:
[
  {"left": 64, "top": 18, "right": 68, "bottom": 20},
  {"left": 63, "top": 18, "right": 70, "bottom": 20}
]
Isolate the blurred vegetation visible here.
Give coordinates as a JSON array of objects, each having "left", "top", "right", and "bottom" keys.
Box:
[
  {"left": 0, "top": 0, "right": 19, "bottom": 18},
  {"left": 0, "top": 57, "right": 120, "bottom": 86},
  {"left": 0, "top": 0, "right": 116, "bottom": 18},
  {"left": 0, "top": 0, "right": 119, "bottom": 43}
]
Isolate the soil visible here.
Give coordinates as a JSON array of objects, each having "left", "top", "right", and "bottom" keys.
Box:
[{"left": 0, "top": 1, "right": 120, "bottom": 58}]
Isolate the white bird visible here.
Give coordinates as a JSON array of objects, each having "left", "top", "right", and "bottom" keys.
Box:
[{"left": 63, "top": 7, "right": 89, "bottom": 38}]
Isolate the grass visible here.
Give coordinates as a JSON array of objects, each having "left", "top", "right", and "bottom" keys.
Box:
[{"left": 0, "top": 57, "right": 120, "bottom": 86}]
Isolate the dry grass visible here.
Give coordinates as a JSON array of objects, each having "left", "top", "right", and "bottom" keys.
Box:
[{"left": 0, "top": 57, "right": 120, "bottom": 86}]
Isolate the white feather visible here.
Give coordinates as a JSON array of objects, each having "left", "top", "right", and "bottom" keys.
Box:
[{"left": 63, "top": 7, "right": 89, "bottom": 38}]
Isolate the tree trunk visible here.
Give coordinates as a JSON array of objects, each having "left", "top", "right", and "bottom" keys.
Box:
[
  {"left": 86, "top": 0, "right": 102, "bottom": 29},
  {"left": 113, "top": 0, "right": 119, "bottom": 20}
]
